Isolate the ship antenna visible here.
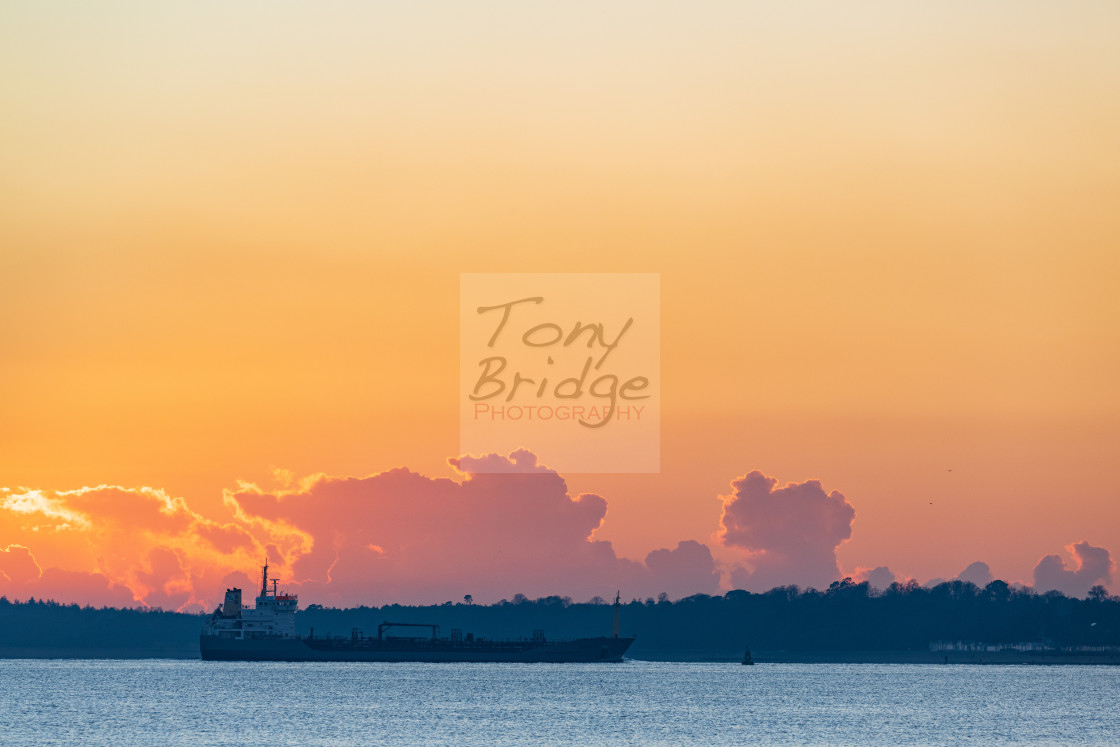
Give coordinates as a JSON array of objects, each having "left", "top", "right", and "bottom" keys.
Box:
[{"left": 611, "top": 591, "right": 621, "bottom": 638}]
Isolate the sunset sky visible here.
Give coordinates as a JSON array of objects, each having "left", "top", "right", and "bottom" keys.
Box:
[{"left": 2, "top": 2, "right": 1118, "bottom": 609}]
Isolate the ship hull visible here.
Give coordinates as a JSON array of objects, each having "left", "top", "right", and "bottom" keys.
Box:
[{"left": 200, "top": 634, "right": 635, "bottom": 663}]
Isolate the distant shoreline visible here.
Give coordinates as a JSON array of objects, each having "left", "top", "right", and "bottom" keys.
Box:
[
  {"left": 632, "top": 649, "right": 1120, "bottom": 665},
  {"left": 3, "top": 648, "right": 1119, "bottom": 665},
  {"left": 4, "top": 589, "right": 1117, "bottom": 665}
]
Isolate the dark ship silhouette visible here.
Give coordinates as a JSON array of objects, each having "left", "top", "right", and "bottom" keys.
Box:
[{"left": 201, "top": 562, "right": 635, "bottom": 663}]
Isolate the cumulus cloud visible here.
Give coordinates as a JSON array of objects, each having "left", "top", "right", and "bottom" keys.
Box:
[
  {"left": 1, "top": 451, "right": 724, "bottom": 608},
  {"left": 227, "top": 451, "right": 718, "bottom": 605},
  {"left": 644, "top": 541, "right": 720, "bottom": 599},
  {"left": 0, "top": 544, "right": 42, "bottom": 585},
  {"left": 448, "top": 449, "right": 553, "bottom": 475},
  {"left": 31, "top": 568, "right": 138, "bottom": 608},
  {"left": 720, "top": 470, "right": 856, "bottom": 592},
  {"left": 12, "top": 458, "right": 1111, "bottom": 609},
  {"left": 1033, "top": 541, "right": 1114, "bottom": 598},
  {"left": 957, "top": 561, "right": 993, "bottom": 588},
  {"left": 38, "top": 454, "right": 1108, "bottom": 608},
  {"left": 0, "top": 545, "right": 136, "bottom": 607},
  {"left": 0, "top": 484, "right": 276, "bottom": 610},
  {"left": 852, "top": 566, "right": 896, "bottom": 590}
]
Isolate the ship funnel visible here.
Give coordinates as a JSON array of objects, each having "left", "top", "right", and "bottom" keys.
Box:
[{"left": 222, "top": 588, "right": 242, "bottom": 618}]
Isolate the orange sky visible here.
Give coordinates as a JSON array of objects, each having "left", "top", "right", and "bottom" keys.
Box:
[{"left": 2, "top": 2, "right": 1118, "bottom": 607}]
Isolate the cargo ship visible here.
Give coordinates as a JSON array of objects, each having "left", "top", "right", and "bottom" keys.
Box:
[{"left": 200, "top": 562, "right": 635, "bottom": 662}]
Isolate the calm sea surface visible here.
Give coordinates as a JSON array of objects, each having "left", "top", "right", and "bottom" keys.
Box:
[{"left": 1, "top": 660, "right": 1117, "bottom": 746}]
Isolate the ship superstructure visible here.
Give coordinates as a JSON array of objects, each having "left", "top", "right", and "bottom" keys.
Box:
[
  {"left": 203, "top": 561, "right": 297, "bottom": 641},
  {"left": 201, "top": 564, "right": 635, "bottom": 663}
]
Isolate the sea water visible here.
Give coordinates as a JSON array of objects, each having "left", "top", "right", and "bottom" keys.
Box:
[{"left": 2, "top": 659, "right": 1117, "bottom": 745}]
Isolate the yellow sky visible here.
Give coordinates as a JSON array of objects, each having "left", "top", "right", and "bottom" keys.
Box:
[{"left": 2, "top": 1, "right": 1119, "bottom": 590}]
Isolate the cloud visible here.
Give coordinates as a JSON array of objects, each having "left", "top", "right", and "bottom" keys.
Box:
[
  {"left": 6, "top": 453, "right": 727, "bottom": 608},
  {"left": 0, "top": 544, "right": 42, "bottom": 585},
  {"left": 0, "top": 545, "right": 136, "bottom": 608},
  {"left": 1, "top": 490, "right": 89, "bottom": 530},
  {"left": 852, "top": 566, "right": 896, "bottom": 590},
  {"left": 956, "top": 561, "right": 993, "bottom": 588},
  {"left": 29, "top": 454, "right": 1097, "bottom": 608},
  {"left": 447, "top": 449, "right": 553, "bottom": 475},
  {"left": 30, "top": 568, "right": 138, "bottom": 608},
  {"left": 644, "top": 540, "right": 720, "bottom": 599},
  {"left": 195, "top": 523, "right": 257, "bottom": 555},
  {"left": 1033, "top": 541, "right": 1114, "bottom": 598},
  {"left": 0, "top": 484, "right": 273, "bottom": 609},
  {"left": 720, "top": 470, "right": 856, "bottom": 592},
  {"left": 226, "top": 451, "right": 714, "bottom": 605}
]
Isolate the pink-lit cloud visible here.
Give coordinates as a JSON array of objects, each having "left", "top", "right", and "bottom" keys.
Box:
[
  {"left": 720, "top": 470, "right": 856, "bottom": 592},
  {"left": 0, "top": 544, "right": 137, "bottom": 607},
  {"left": 851, "top": 565, "right": 896, "bottom": 590},
  {"left": 644, "top": 540, "right": 720, "bottom": 599},
  {"left": 956, "top": 561, "right": 994, "bottom": 588},
  {"left": 0, "top": 485, "right": 275, "bottom": 610},
  {"left": 1033, "top": 541, "right": 1114, "bottom": 598},
  {"left": 0, "top": 451, "right": 723, "bottom": 608},
  {"left": 4, "top": 457, "right": 1111, "bottom": 609},
  {"left": 227, "top": 450, "right": 717, "bottom": 605}
]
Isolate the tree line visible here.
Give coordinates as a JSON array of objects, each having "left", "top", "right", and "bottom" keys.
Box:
[{"left": 1, "top": 579, "right": 1116, "bottom": 658}]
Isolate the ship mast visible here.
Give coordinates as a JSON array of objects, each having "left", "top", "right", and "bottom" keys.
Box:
[
  {"left": 260, "top": 558, "right": 269, "bottom": 597},
  {"left": 611, "top": 591, "right": 621, "bottom": 638}
]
